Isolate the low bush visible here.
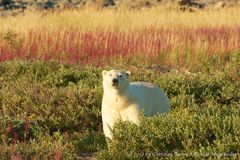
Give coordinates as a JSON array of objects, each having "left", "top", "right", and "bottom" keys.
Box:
[
  {"left": 0, "top": 52, "right": 239, "bottom": 159},
  {"left": 98, "top": 106, "right": 240, "bottom": 159}
]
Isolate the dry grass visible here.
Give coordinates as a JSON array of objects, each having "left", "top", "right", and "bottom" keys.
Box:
[
  {"left": 0, "top": 7, "right": 240, "bottom": 33},
  {"left": 0, "top": 7, "right": 240, "bottom": 68}
]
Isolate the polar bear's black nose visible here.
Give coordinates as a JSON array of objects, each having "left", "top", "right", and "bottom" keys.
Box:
[{"left": 112, "top": 78, "right": 118, "bottom": 84}]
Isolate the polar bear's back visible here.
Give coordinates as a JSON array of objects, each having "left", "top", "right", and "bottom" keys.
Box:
[{"left": 129, "top": 82, "right": 170, "bottom": 116}]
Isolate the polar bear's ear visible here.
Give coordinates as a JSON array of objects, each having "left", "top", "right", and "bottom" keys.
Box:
[
  {"left": 102, "top": 70, "right": 107, "bottom": 77},
  {"left": 126, "top": 71, "right": 131, "bottom": 77}
]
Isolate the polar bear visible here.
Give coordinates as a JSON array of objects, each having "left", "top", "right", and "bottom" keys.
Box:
[{"left": 101, "top": 69, "right": 170, "bottom": 139}]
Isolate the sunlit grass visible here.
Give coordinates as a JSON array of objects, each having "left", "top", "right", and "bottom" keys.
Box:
[
  {"left": 0, "top": 7, "right": 240, "bottom": 33},
  {"left": 0, "top": 6, "right": 240, "bottom": 69}
]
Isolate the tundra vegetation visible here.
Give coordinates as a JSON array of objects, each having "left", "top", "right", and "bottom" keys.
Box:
[{"left": 0, "top": 2, "right": 240, "bottom": 159}]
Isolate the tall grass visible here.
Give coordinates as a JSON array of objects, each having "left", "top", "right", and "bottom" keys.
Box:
[
  {"left": 1, "top": 27, "right": 239, "bottom": 68},
  {"left": 0, "top": 7, "right": 240, "bottom": 68},
  {"left": 1, "top": 7, "right": 240, "bottom": 32}
]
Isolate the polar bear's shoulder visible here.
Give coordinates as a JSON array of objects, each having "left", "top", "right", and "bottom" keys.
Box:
[{"left": 130, "top": 82, "right": 158, "bottom": 88}]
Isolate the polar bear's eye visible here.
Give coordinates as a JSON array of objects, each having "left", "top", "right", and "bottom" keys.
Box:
[
  {"left": 119, "top": 75, "right": 122, "bottom": 77},
  {"left": 109, "top": 74, "right": 112, "bottom": 76}
]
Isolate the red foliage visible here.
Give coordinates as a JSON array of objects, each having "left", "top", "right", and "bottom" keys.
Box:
[
  {"left": 54, "top": 146, "right": 63, "bottom": 160},
  {"left": 0, "top": 26, "right": 239, "bottom": 65}
]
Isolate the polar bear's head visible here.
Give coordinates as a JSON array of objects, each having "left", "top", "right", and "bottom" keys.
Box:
[{"left": 102, "top": 69, "right": 131, "bottom": 92}]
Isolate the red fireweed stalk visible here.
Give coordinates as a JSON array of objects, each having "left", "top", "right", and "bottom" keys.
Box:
[
  {"left": 54, "top": 145, "right": 63, "bottom": 160},
  {"left": 0, "top": 26, "right": 239, "bottom": 67},
  {"left": 6, "top": 123, "right": 12, "bottom": 135},
  {"left": 24, "top": 117, "right": 30, "bottom": 139}
]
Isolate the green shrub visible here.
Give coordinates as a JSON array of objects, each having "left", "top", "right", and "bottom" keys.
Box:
[
  {"left": 97, "top": 106, "right": 240, "bottom": 159},
  {"left": 0, "top": 55, "right": 239, "bottom": 159},
  {"left": 0, "top": 61, "right": 102, "bottom": 134},
  {"left": 0, "top": 132, "right": 77, "bottom": 160},
  {"left": 0, "top": 61, "right": 105, "bottom": 159}
]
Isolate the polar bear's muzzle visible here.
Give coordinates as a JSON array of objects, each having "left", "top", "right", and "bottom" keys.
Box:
[{"left": 112, "top": 78, "right": 119, "bottom": 87}]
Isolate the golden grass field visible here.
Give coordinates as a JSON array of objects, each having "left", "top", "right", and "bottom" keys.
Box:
[
  {"left": 0, "top": 6, "right": 240, "bottom": 69},
  {"left": 0, "top": 7, "right": 240, "bottom": 32}
]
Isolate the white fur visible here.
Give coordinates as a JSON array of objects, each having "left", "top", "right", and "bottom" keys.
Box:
[{"left": 101, "top": 69, "right": 170, "bottom": 139}]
